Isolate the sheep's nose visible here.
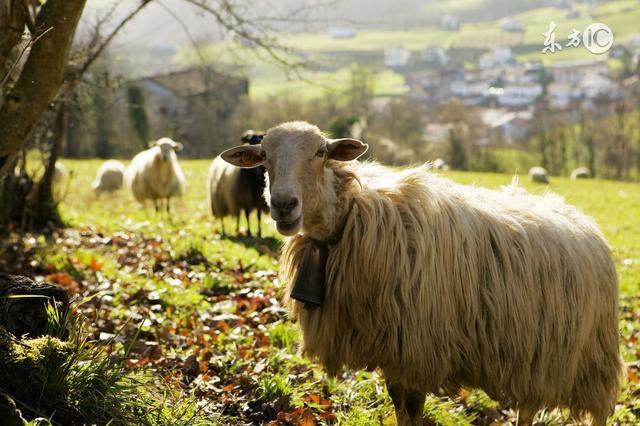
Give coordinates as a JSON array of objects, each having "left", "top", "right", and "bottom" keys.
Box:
[{"left": 271, "top": 196, "right": 299, "bottom": 214}]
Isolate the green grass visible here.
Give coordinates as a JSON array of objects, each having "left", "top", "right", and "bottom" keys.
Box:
[
  {"left": 8, "top": 159, "right": 640, "bottom": 424},
  {"left": 175, "top": 44, "right": 408, "bottom": 101}
]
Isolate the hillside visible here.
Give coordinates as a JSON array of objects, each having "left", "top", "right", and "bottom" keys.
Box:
[{"left": 172, "top": 0, "right": 640, "bottom": 100}]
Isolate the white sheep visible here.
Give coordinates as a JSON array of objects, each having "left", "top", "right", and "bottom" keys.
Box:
[
  {"left": 126, "top": 138, "right": 185, "bottom": 212},
  {"left": 432, "top": 158, "right": 449, "bottom": 171},
  {"left": 221, "top": 121, "right": 621, "bottom": 426},
  {"left": 528, "top": 166, "right": 549, "bottom": 184},
  {"left": 53, "top": 162, "right": 65, "bottom": 184},
  {"left": 52, "top": 162, "right": 66, "bottom": 202},
  {"left": 92, "top": 160, "right": 126, "bottom": 195},
  {"left": 571, "top": 167, "right": 591, "bottom": 180}
]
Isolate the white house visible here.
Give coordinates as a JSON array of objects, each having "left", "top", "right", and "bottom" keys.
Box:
[
  {"left": 450, "top": 79, "right": 489, "bottom": 98},
  {"left": 479, "top": 47, "right": 513, "bottom": 70},
  {"left": 440, "top": 15, "right": 460, "bottom": 31},
  {"left": 501, "top": 19, "right": 524, "bottom": 32},
  {"left": 482, "top": 109, "right": 532, "bottom": 141},
  {"left": 627, "top": 33, "right": 640, "bottom": 49},
  {"left": 550, "top": 59, "right": 608, "bottom": 84},
  {"left": 548, "top": 82, "right": 579, "bottom": 109},
  {"left": 328, "top": 27, "right": 356, "bottom": 39},
  {"left": 580, "top": 74, "right": 614, "bottom": 98},
  {"left": 498, "top": 83, "right": 543, "bottom": 107},
  {"left": 421, "top": 47, "right": 449, "bottom": 66},
  {"left": 385, "top": 47, "right": 411, "bottom": 68}
]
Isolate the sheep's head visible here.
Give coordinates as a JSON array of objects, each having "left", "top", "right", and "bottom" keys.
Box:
[
  {"left": 240, "top": 130, "right": 265, "bottom": 145},
  {"left": 221, "top": 121, "right": 367, "bottom": 236},
  {"left": 151, "top": 137, "right": 183, "bottom": 162}
]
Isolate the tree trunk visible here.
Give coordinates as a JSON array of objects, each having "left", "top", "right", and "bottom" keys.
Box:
[
  {"left": 0, "top": 0, "right": 87, "bottom": 177},
  {"left": 40, "top": 102, "right": 65, "bottom": 202}
]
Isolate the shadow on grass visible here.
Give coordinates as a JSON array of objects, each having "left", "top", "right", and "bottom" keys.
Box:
[{"left": 222, "top": 234, "right": 281, "bottom": 257}]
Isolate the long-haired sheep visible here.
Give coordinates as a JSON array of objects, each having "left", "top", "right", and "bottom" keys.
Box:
[
  {"left": 221, "top": 121, "right": 622, "bottom": 426},
  {"left": 52, "top": 162, "right": 66, "bottom": 202},
  {"left": 571, "top": 167, "right": 591, "bottom": 180},
  {"left": 126, "top": 137, "right": 185, "bottom": 212},
  {"left": 92, "top": 160, "right": 126, "bottom": 195},
  {"left": 53, "top": 162, "right": 65, "bottom": 184},
  {"left": 208, "top": 130, "right": 268, "bottom": 237},
  {"left": 529, "top": 166, "right": 549, "bottom": 184}
]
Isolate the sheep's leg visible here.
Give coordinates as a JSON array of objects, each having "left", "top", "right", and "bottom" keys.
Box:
[
  {"left": 404, "top": 388, "right": 427, "bottom": 425},
  {"left": 245, "top": 209, "right": 252, "bottom": 238},
  {"left": 220, "top": 219, "right": 225, "bottom": 236},
  {"left": 257, "top": 209, "right": 262, "bottom": 238},
  {"left": 591, "top": 415, "right": 608, "bottom": 426},
  {"left": 516, "top": 407, "right": 536, "bottom": 426},
  {"left": 386, "top": 382, "right": 409, "bottom": 426},
  {"left": 154, "top": 200, "right": 159, "bottom": 213},
  {"left": 166, "top": 198, "right": 171, "bottom": 214},
  {"left": 387, "top": 380, "right": 428, "bottom": 426},
  {"left": 236, "top": 213, "right": 241, "bottom": 236}
]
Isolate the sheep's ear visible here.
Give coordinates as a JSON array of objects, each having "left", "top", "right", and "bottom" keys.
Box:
[
  {"left": 221, "top": 144, "right": 264, "bottom": 168},
  {"left": 149, "top": 140, "right": 157, "bottom": 148},
  {"left": 174, "top": 142, "right": 184, "bottom": 152},
  {"left": 327, "top": 138, "right": 368, "bottom": 161}
]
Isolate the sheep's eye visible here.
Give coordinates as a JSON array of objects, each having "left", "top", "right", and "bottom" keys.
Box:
[
  {"left": 260, "top": 151, "right": 266, "bottom": 159},
  {"left": 315, "top": 149, "right": 326, "bottom": 158}
]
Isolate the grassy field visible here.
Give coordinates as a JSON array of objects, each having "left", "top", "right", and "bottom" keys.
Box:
[
  {"left": 3, "top": 159, "right": 640, "bottom": 424},
  {"left": 281, "top": 0, "right": 640, "bottom": 54}
]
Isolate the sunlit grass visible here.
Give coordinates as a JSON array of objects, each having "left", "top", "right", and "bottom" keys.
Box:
[{"left": 45, "top": 159, "right": 640, "bottom": 423}]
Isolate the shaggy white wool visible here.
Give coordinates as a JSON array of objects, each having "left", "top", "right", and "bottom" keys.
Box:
[
  {"left": 126, "top": 144, "right": 184, "bottom": 203},
  {"left": 282, "top": 161, "right": 622, "bottom": 424},
  {"left": 92, "top": 160, "right": 125, "bottom": 193}
]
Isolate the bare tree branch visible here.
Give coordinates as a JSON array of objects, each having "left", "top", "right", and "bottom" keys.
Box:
[
  {"left": 71, "top": 0, "right": 153, "bottom": 80},
  {"left": 0, "top": 0, "right": 28, "bottom": 74},
  {"left": 157, "top": 0, "right": 208, "bottom": 67},
  {"left": 0, "top": 27, "right": 52, "bottom": 89},
  {"left": 181, "top": 0, "right": 305, "bottom": 77}
]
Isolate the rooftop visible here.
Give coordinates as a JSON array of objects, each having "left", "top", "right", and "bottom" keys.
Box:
[{"left": 139, "top": 68, "right": 247, "bottom": 97}]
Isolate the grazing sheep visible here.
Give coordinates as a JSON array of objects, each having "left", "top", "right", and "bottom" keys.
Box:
[
  {"left": 52, "top": 162, "right": 66, "bottom": 201},
  {"left": 432, "top": 158, "right": 449, "bottom": 171},
  {"left": 92, "top": 160, "right": 125, "bottom": 194},
  {"left": 529, "top": 166, "right": 549, "bottom": 184},
  {"left": 208, "top": 130, "right": 267, "bottom": 237},
  {"left": 53, "top": 162, "right": 65, "bottom": 184},
  {"left": 221, "top": 121, "right": 622, "bottom": 426},
  {"left": 126, "top": 138, "right": 185, "bottom": 212},
  {"left": 571, "top": 167, "right": 591, "bottom": 180}
]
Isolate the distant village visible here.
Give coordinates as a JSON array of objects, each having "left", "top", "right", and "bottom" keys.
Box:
[{"left": 330, "top": 23, "right": 640, "bottom": 148}]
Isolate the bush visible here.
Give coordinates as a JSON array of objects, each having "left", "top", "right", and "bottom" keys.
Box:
[{"left": 0, "top": 313, "right": 213, "bottom": 425}]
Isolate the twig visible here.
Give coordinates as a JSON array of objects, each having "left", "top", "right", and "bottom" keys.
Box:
[
  {"left": 181, "top": 0, "right": 306, "bottom": 77},
  {"left": 157, "top": 0, "right": 208, "bottom": 67},
  {"left": 0, "top": 26, "right": 53, "bottom": 89},
  {"left": 74, "top": 0, "right": 153, "bottom": 78}
]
